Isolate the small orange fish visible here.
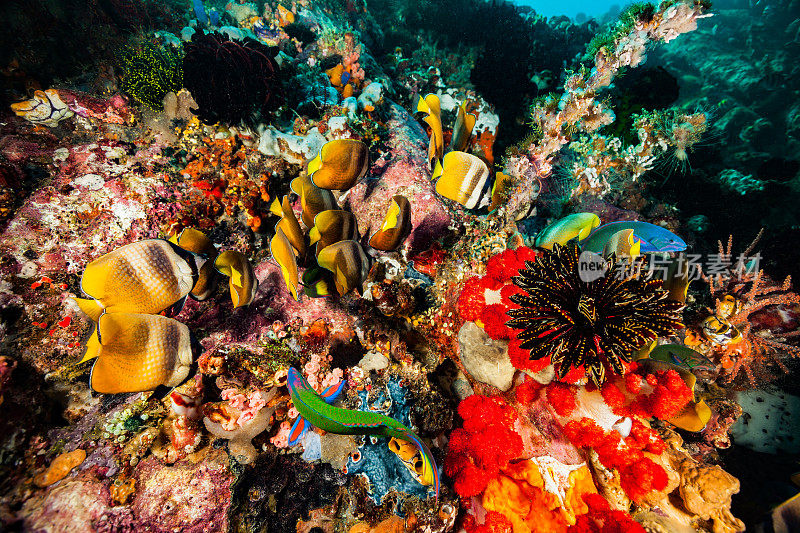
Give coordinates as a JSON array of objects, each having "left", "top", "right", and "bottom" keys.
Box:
[
  {"left": 316, "top": 240, "right": 370, "bottom": 296},
  {"left": 309, "top": 210, "right": 358, "bottom": 257},
  {"left": 290, "top": 175, "right": 339, "bottom": 228},
  {"left": 270, "top": 227, "right": 300, "bottom": 301},
  {"left": 214, "top": 251, "right": 258, "bottom": 308}
]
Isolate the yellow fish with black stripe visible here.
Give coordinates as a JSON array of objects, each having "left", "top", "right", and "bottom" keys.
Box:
[
  {"left": 271, "top": 196, "right": 306, "bottom": 258},
  {"left": 307, "top": 139, "right": 369, "bottom": 191},
  {"left": 432, "top": 151, "right": 491, "bottom": 210},
  {"left": 80, "top": 312, "right": 194, "bottom": 394},
  {"left": 270, "top": 227, "right": 301, "bottom": 301},
  {"left": 369, "top": 195, "right": 412, "bottom": 251},
  {"left": 74, "top": 239, "right": 205, "bottom": 321},
  {"left": 290, "top": 175, "right": 339, "bottom": 228},
  {"left": 316, "top": 240, "right": 371, "bottom": 296},
  {"left": 168, "top": 228, "right": 218, "bottom": 301},
  {"left": 415, "top": 93, "right": 444, "bottom": 172},
  {"left": 309, "top": 210, "right": 358, "bottom": 257},
  {"left": 214, "top": 250, "right": 259, "bottom": 308},
  {"left": 449, "top": 101, "right": 476, "bottom": 152}
]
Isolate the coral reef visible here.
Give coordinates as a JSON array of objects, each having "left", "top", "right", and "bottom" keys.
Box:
[{"left": 1, "top": 0, "right": 794, "bottom": 531}]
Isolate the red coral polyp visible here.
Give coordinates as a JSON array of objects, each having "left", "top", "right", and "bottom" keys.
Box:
[
  {"left": 569, "top": 494, "right": 646, "bottom": 533},
  {"left": 481, "top": 303, "right": 513, "bottom": 340},
  {"left": 458, "top": 276, "right": 486, "bottom": 322},
  {"left": 445, "top": 395, "right": 524, "bottom": 499},
  {"left": 546, "top": 383, "right": 578, "bottom": 417}
]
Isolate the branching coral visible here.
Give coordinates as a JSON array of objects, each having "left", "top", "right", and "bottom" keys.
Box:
[
  {"left": 565, "top": 110, "right": 708, "bottom": 196},
  {"left": 119, "top": 40, "right": 183, "bottom": 110},
  {"left": 503, "top": 0, "right": 711, "bottom": 222},
  {"left": 687, "top": 232, "right": 800, "bottom": 385},
  {"left": 507, "top": 243, "right": 684, "bottom": 386},
  {"left": 183, "top": 32, "right": 281, "bottom": 126}
]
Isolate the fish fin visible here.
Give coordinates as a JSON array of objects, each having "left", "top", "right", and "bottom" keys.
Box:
[
  {"left": 288, "top": 416, "right": 310, "bottom": 446},
  {"left": 577, "top": 224, "right": 594, "bottom": 241},
  {"left": 307, "top": 153, "right": 322, "bottom": 176},
  {"left": 320, "top": 380, "right": 344, "bottom": 404},
  {"left": 381, "top": 200, "right": 401, "bottom": 231},
  {"left": 431, "top": 159, "right": 443, "bottom": 181},
  {"left": 269, "top": 197, "right": 283, "bottom": 217},
  {"left": 414, "top": 94, "right": 429, "bottom": 115},
  {"left": 309, "top": 226, "right": 321, "bottom": 245},
  {"left": 229, "top": 264, "right": 243, "bottom": 288},
  {"left": 149, "top": 385, "right": 173, "bottom": 402},
  {"left": 162, "top": 295, "right": 187, "bottom": 317},
  {"left": 77, "top": 326, "right": 102, "bottom": 364},
  {"left": 73, "top": 297, "right": 104, "bottom": 322},
  {"left": 290, "top": 177, "right": 304, "bottom": 196},
  {"left": 630, "top": 238, "right": 641, "bottom": 258}
]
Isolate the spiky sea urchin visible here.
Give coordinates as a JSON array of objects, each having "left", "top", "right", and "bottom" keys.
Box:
[{"left": 507, "top": 243, "right": 684, "bottom": 386}]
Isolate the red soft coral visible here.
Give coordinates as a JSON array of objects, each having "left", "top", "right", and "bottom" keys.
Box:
[
  {"left": 561, "top": 416, "right": 669, "bottom": 503},
  {"left": 508, "top": 337, "right": 551, "bottom": 373},
  {"left": 569, "top": 494, "right": 646, "bottom": 533},
  {"left": 446, "top": 395, "right": 524, "bottom": 499},
  {"left": 547, "top": 383, "right": 578, "bottom": 416},
  {"left": 620, "top": 457, "right": 669, "bottom": 502},
  {"left": 459, "top": 276, "right": 486, "bottom": 322},
  {"left": 500, "top": 283, "right": 524, "bottom": 308},
  {"left": 486, "top": 249, "right": 521, "bottom": 284},
  {"left": 600, "top": 382, "right": 629, "bottom": 416},
  {"left": 481, "top": 303, "right": 513, "bottom": 339},
  {"left": 514, "top": 246, "right": 539, "bottom": 266},
  {"left": 463, "top": 511, "right": 514, "bottom": 533},
  {"left": 628, "top": 369, "right": 693, "bottom": 420},
  {"left": 515, "top": 378, "right": 543, "bottom": 404}
]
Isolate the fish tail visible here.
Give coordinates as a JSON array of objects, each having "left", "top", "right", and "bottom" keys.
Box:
[
  {"left": 73, "top": 297, "right": 104, "bottom": 322},
  {"left": 395, "top": 428, "right": 439, "bottom": 499}
]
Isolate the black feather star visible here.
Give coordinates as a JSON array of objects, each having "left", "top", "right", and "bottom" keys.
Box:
[{"left": 506, "top": 243, "right": 684, "bottom": 386}]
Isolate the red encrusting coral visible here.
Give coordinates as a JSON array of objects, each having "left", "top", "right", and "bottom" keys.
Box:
[
  {"left": 463, "top": 511, "right": 514, "bottom": 533},
  {"left": 601, "top": 368, "right": 693, "bottom": 421},
  {"left": 445, "top": 395, "right": 524, "bottom": 498},
  {"left": 546, "top": 383, "right": 578, "bottom": 416},
  {"left": 561, "top": 416, "right": 668, "bottom": 502},
  {"left": 568, "top": 494, "right": 646, "bottom": 533}
]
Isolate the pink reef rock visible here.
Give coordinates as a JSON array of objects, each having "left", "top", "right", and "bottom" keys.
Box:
[
  {"left": 128, "top": 454, "right": 234, "bottom": 532},
  {"left": 347, "top": 102, "right": 453, "bottom": 255},
  {"left": 21, "top": 474, "right": 110, "bottom": 531}
]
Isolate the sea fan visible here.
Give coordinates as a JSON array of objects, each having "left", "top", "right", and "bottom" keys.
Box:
[
  {"left": 507, "top": 243, "right": 684, "bottom": 386},
  {"left": 183, "top": 32, "right": 280, "bottom": 126}
]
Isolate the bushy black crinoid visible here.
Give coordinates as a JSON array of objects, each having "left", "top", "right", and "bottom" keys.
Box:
[
  {"left": 507, "top": 243, "right": 684, "bottom": 386},
  {"left": 183, "top": 32, "right": 280, "bottom": 126}
]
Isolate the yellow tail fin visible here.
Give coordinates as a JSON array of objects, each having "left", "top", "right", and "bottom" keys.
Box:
[{"left": 73, "top": 297, "right": 104, "bottom": 322}]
